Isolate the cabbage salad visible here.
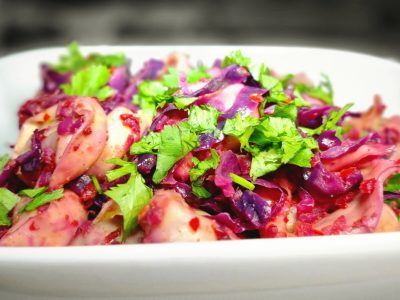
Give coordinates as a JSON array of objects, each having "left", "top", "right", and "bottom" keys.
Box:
[{"left": 0, "top": 43, "right": 399, "bottom": 246}]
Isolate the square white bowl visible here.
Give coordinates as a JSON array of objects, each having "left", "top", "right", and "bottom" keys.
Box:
[{"left": 0, "top": 46, "right": 399, "bottom": 300}]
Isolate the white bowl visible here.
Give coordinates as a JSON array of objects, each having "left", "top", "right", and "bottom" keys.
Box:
[{"left": 0, "top": 46, "right": 399, "bottom": 300}]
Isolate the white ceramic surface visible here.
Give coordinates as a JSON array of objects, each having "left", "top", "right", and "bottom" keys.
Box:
[{"left": 0, "top": 46, "right": 399, "bottom": 300}]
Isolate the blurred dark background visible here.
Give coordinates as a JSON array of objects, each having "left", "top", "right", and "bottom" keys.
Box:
[{"left": 0, "top": 0, "right": 399, "bottom": 59}]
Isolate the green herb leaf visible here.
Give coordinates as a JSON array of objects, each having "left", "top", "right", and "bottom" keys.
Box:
[
  {"left": 248, "top": 116, "right": 318, "bottom": 178},
  {"left": 52, "top": 41, "right": 126, "bottom": 73},
  {"left": 18, "top": 187, "right": 47, "bottom": 198},
  {"left": 88, "top": 53, "right": 126, "bottom": 68},
  {"left": 61, "top": 65, "right": 115, "bottom": 101},
  {"left": 21, "top": 189, "right": 64, "bottom": 213},
  {"left": 272, "top": 92, "right": 311, "bottom": 122},
  {"left": 0, "top": 188, "right": 21, "bottom": 226},
  {"left": 302, "top": 103, "right": 353, "bottom": 138},
  {"left": 191, "top": 181, "right": 211, "bottom": 198},
  {"left": 229, "top": 173, "right": 255, "bottom": 190},
  {"left": 223, "top": 113, "right": 259, "bottom": 137},
  {"left": 295, "top": 74, "right": 334, "bottom": 105},
  {"left": 105, "top": 158, "right": 137, "bottom": 182},
  {"left": 0, "top": 154, "right": 10, "bottom": 172},
  {"left": 104, "top": 162, "right": 153, "bottom": 241},
  {"left": 152, "top": 125, "right": 199, "bottom": 183},
  {"left": 187, "top": 65, "right": 211, "bottom": 83},
  {"left": 273, "top": 103, "right": 298, "bottom": 121},
  {"left": 162, "top": 67, "right": 180, "bottom": 89},
  {"left": 130, "top": 131, "right": 161, "bottom": 155},
  {"left": 174, "top": 97, "right": 198, "bottom": 109},
  {"left": 189, "top": 149, "right": 220, "bottom": 182},
  {"left": 385, "top": 173, "right": 400, "bottom": 193},
  {"left": 222, "top": 50, "right": 251, "bottom": 69},
  {"left": 250, "top": 149, "right": 282, "bottom": 179},
  {"left": 90, "top": 175, "right": 103, "bottom": 194},
  {"left": 187, "top": 105, "right": 221, "bottom": 134},
  {"left": 52, "top": 41, "right": 86, "bottom": 73},
  {"left": 133, "top": 80, "right": 173, "bottom": 116}
]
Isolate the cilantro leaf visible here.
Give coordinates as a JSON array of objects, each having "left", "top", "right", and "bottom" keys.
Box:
[
  {"left": 0, "top": 188, "right": 20, "bottom": 226},
  {"left": 273, "top": 93, "right": 311, "bottom": 122},
  {"left": 88, "top": 53, "right": 126, "bottom": 68},
  {"left": 21, "top": 189, "right": 64, "bottom": 213},
  {"left": 229, "top": 173, "right": 255, "bottom": 190},
  {"left": 133, "top": 80, "right": 174, "bottom": 116},
  {"left": 52, "top": 41, "right": 86, "bottom": 73},
  {"left": 273, "top": 103, "right": 298, "bottom": 121},
  {"left": 189, "top": 149, "right": 220, "bottom": 182},
  {"left": 222, "top": 50, "right": 251, "bottom": 69},
  {"left": 223, "top": 113, "right": 259, "bottom": 137},
  {"left": 61, "top": 65, "right": 115, "bottom": 101},
  {"left": 302, "top": 103, "right": 353, "bottom": 138},
  {"left": 52, "top": 41, "right": 126, "bottom": 73},
  {"left": 174, "top": 97, "right": 198, "bottom": 109},
  {"left": 250, "top": 149, "right": 282, "bottom": 179},
  {"left": 187, "top": 65, "right": 211, "bottom": 83},
  {"left": 247, "top": 117, "right": 318, "bottom": 178},
  {"left": 191, "top": 181, "right": 212, "bottom": 198},
  {"left": 385, "top": 173, "right": 400, "bottom": 193},
  {"left": 0, "top": 154, "right": 10, "bottom": 172},
  {"left": 90, "top": 175, "right": 103, "bottom": 194},
  {"left": 152, "top": 125, "right": 199, "bottom": 183},
  {"left": 162, "top": 68, "right": 180, "bottom": 89},
  {"left": 19, "top": 187, "right": 47, "bottom": 198},
  {"left": 295, "top": 74, "right": 334, "bottom": 105},
  {"left": 130, "top": 131, "right": 161, "bottom": 155},
  {"left": 105, "top": 158, "right": 137, "bottom": 182},
  {"left": 104, "top": 161, "right": 153, "bottom": 240},
  {"left": 187, "top": 105, "right": 221, "bottom": 134}
]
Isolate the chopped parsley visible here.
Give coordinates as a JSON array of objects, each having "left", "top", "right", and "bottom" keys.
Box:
[
  {"left": 104, "top": 160, "right": 153, "bottom": 240},
  {"left": 385, "top": 173, "right": 400, "bottom": 193},
  {"left": 20, "top": 189, "right": 64, "bottom": 213},
  {"left": 231, "top": 116, "right": 319, "bottom": 179},
  {"left": 229, "top": 173, "right": 255, "bottom": 191},
  {"left": 222, "top": 50, "right": 251, "bottom": 69},
  {"left": 302, "top": 103, "right": 353, "bottom": 138},
  {"left": 152, "top": 124, "right": 199, "bottom": 183},
  {"left": 0, "top": 154, "right": 9, "bottom": 172},
  {"left": 52, "top": 41, "right": 126, "bottom": 73},
  {"left": 189, "top": 149, "right": 220, "bottom": 182},
  {"left": 61, "top": 65, "right": 115, "bottom": 101},
  {"left": 0, "top": 188, "right": 20, "bottom": 226},
  {"left": 187, "top": 105, "right": 221, "bottom": 134},
  {"left": 295, "top": 74, "right": 334, "bottom": 105}
]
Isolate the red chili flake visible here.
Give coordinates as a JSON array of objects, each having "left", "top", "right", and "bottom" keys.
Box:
[
  {"left": 189, "top": 217, "right": 200, "bottom": 232},
  {"left": 249, "top": 93, "right": 264, "bottom": 103},
  {"left": 120, "top": 114, "right": 140, "bottom": 130},
  {"left": 123, "top": 134, "right": 136, "bottom": 152},
  {"left": 73, "top": 145, "right": 80, "bottom": 151},
  {"left": 71, "top": 220, "right": 79, "bottom": 227},
  {"left": 339, "top": 167, "right": 357, "bottom": 181},
  {"left": 261, "top": 224, "right": 279, "bottom": 238},
  {"left": 335, "top": 191, "right": 357, "bottom": 209},
  {"left": 283, "top": 216, "right": 289, "bottom": 223},
  {"left": 43, "top": 113, "right": 51, "bottom": 122},
  {"left": 83, "top": 127, "right": 92, "bottom": 135},
  {"left": 29, "top": 221, "right": 38, "bottom": 231},
  {"left": 360, "top": 179, "right": 377, "bottom": 194},
  {"left": 104, "top": 228, "right": 122, "bottom": 244}
]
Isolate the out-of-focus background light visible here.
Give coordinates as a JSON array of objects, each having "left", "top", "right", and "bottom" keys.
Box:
[{"left": 0, "top": 0, "right": 399, "bottom": 60}]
